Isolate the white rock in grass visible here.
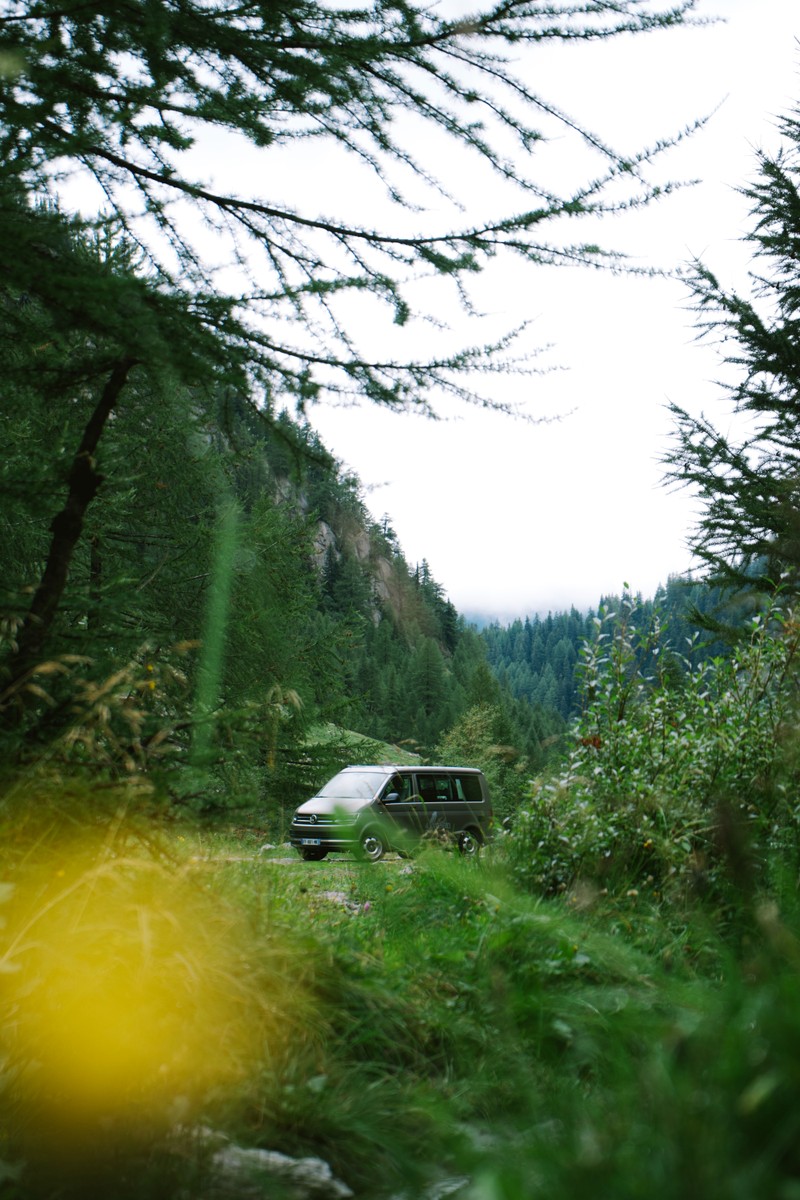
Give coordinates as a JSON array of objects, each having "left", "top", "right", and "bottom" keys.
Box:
[{"left": 212, "top": 1145, "right": 354, "bottom": 1199}]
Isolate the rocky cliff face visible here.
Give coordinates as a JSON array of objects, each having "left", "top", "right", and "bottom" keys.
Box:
[
  {"left": 265, "top": 421, "right": 449, "bottom": 645},
  {"left": 312, "top": 520, "right": 337, "bottom": 572},
  {"left": 278, "top": 474, "right": 409, "bottom": 627}
]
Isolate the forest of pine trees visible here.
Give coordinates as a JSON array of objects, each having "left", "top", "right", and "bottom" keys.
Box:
[
  {"left": 1, "top": 326, "right": 553, "bottom": 818},
  {"left": 481, "top": 576, "right": 744, "bottom": 721}
]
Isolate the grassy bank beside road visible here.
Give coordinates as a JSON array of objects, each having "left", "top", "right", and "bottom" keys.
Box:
[{"left": 4, "top": 792, "right": 800, "bottom": 1199}]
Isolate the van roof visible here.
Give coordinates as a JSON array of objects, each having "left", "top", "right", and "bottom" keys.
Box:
[{"left": 341, "top": 764, "right": 483, "bottom": 774}]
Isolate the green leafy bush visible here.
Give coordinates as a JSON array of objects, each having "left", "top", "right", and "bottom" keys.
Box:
[
  {"left": 437, "top": 702, "right": 530, "bottom": 820},
  {"left": 505, "top": 594, "right": 800, "bottom": 905}
]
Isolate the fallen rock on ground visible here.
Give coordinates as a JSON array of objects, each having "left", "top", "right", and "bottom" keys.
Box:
[{"left": 210, "top": 1145, "right": 354, "bottom": 1199}]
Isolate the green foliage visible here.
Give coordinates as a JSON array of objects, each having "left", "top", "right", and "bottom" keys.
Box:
[
  {"left": 12, "top": 9, "right": 800, "bottom": 1197},
  {"left": 0, "top": 0, "right": 705, "bottom": 793},
  {"left": 505, "top": 592, "right": 800, "bottom": 905},
  {"left": 8, "top": 772, "right": 800, "bottom": 1199},
  {"left": 437, "top": 702, "right": 529, "bottom": 820},
  {"left": 666, "top": 92, "right": 800, "bottom": 596},
  {"left": 448, "top": 897, "right": 800, "bottom": 1200},
  {"left": 1, "top": 304, "right": 511, "bottom": 811},
  {"left": 482, "top": 576, "right": 745, "bottom": 727},
  {"left": 208, "top": 848, "right": 681, "bottom": 1192},
  {"left": 1, "top": 0, "right": 700, "bottom": 412},
  {"left": 484, "top": 608, "right": 589, "bottom": 718}
]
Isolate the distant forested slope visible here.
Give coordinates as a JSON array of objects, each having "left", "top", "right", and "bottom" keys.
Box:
[{"left": 481, "top": 577, "right": 744, "bottom": 721}]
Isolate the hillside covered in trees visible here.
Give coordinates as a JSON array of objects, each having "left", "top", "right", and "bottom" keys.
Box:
[
  {"left": 480, "top": 576, "right": 744, "bottom": 720},
  {"left": 1, "top": 369, "right": 549, "bottom": 807}
]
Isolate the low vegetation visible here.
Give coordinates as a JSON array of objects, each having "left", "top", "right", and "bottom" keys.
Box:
[{"left": 3, "top": 586, "right": 800, "bottom": 1198}]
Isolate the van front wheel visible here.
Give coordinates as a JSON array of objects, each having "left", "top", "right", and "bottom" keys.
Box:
[
  {"left": 457, "top": 830, "right": 481, "bottom": 858},
  {"left": 359, "top": 830, "right": 387, "bottom": 863}
]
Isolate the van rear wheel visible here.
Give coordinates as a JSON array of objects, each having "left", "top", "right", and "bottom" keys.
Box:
[
  {"left": 359, "top": 830, "right": 387, "bottom": 863},
  {"left": 457, "top": 830, "right": 481, "bottom": 858}
]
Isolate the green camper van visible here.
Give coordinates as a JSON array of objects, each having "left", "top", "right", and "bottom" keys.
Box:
[{"left": 289, "top": 764, "right": 493, "bottom": 862}]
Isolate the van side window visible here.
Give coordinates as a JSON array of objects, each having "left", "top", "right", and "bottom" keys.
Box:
[
  {"left": 416, "top": 777, "right": 437, "bottom": 806},
  {"left": 431, "top": 775, "right": 454, "bottom": 803},
  {"left": 383, "top": 774, "right": 411, "bottom": 801},
  {"left": 453, "top": 775, "right": 483, "bottom": 804}
]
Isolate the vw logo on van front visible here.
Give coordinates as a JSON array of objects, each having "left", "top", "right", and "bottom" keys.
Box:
[{"left": 309, "top": 813, "right": 317, "bottom": 824}]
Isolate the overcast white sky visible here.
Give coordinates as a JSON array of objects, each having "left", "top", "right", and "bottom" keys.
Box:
[{"left": 304, "top": 0, "right": 800, "bottom": 622}]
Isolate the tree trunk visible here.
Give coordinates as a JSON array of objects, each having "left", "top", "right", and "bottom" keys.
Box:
[{"left": 1, "top": 358, "right": 135, "bottom": 704}]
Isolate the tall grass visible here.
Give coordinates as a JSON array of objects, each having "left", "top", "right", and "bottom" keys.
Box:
[
  {"left": 219, "top": 842, "right": 800, "bottom": 1200},
  {"left": 3, "top": 775, "right": 800, "bottom": 1200}
]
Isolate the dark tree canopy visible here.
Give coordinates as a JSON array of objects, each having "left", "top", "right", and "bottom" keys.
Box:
[
  {"left": 1, "top": 0, "right": 702, "bottom": 413},
  {"left": 666, "top": 92, "right": 800, "bottom": 595}
]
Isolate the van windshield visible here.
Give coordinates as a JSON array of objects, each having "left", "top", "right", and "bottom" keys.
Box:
[{"left": 317, "top": 771, "right": 388, "bottom": 800}]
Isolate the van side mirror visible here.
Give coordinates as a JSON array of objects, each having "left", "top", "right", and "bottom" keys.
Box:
[{"left": 383, "top": 791, "right": 400, "bottom": 803}]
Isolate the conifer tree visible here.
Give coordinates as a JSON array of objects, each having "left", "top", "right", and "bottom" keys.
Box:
[
  {"left": 1, "top": 202, "right": 213, "bottom": 690},
  {"left": 666, "top": 93, "right": 800, "bottom": 594}
]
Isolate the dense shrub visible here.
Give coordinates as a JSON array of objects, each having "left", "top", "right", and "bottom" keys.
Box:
[{"left": 504, "top": 595, "right": 800, "bottom": 905}]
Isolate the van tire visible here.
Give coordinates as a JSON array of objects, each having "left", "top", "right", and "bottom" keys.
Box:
[
  {"left": 359, "top": 830, "right": 387, "bottom": 863},
  {"left": 457, "top": 829, "right": 481, "bottom": 858},
  {"left": 300, "top": 847, "right": 328, "bottom": 861}
]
